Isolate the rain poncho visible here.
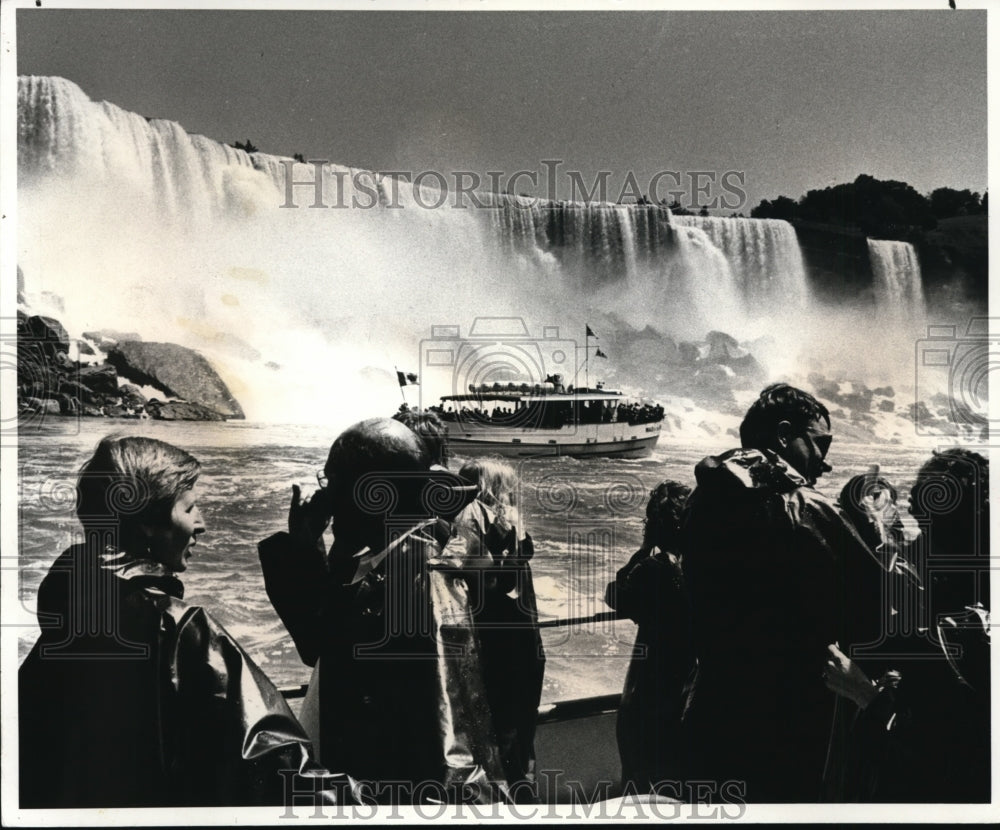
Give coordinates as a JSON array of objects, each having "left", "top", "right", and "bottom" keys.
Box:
[
  {"left": 19, "top": 544, "right": 356, "bottom": 808},
  {"left": 679, "top": 448, "right": 885, "bottom": 802},
  {"left": 605, "top": 546, "right": 694, "bottom": 791},
  {"left": 444, "top": 499, "right": 545, "bottom": 801},
  {"left": 259, "top": 515, "right": 511, "bottom": 805}
]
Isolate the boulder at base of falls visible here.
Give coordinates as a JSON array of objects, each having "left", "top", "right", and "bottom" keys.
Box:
[
  {"left": 118, "top": 383, "right": 148, "bottom": 409},
  {"left": 107, "top": 342, "right": 244, "bottom": 419},
  {"left": 18, "top": 312, "right": 70, "bottom": 358},
  {"left": 79, "top": 364, "right": 119, "bottom": 396},
  {"left": 21, "top": 397, "right": 61, "bottom": 416},
  {"left": 145, "top": 401, "right": 227, "bottom": 421},
  {"left": 58, "top": 378, "right": 100, "bottom": 406}
]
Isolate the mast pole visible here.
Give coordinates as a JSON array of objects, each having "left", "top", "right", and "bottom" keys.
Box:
[{"left": 395, "top": 365, "right": 406, "bottom": 404}]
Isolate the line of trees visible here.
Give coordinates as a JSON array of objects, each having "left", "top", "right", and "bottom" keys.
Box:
[
  {"left": 633, "top": 196, "right": 711, "bottom": 216},
  {"left": 752, "top": 174, "right": 987, "bottom": 236},
  {"left": 230, "top": 139, "right": 259, "bottom": 153}
]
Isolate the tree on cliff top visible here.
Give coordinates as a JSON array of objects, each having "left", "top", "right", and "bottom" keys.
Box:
[
  {"left": 662, "top": 199, "right": 693, "bottom": 215},
  {"left": 752, "top": 174, "right": 937, "bottom": 237},
  {"left": 751, "top": 195, "right": 797, "bottom": 221},
  {"left": 930, "top": 187, "right": 983, "bottom": 219},
  {"left": 801, "top": 175, "right": 936, "bottom": 234}
]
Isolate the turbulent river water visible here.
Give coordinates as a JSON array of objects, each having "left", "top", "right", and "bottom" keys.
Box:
[{"left": 16, "top": 418, "right": 933, "bottom": 703}]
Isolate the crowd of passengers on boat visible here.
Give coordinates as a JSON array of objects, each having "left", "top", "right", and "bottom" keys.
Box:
[{"left": 428, "top": 400, "right": 665, "bottom": 428}]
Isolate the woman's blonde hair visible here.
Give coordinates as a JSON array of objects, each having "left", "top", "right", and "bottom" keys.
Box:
[
  {"left": 76, "top": 435, "right": 200, "bottom": 535},
  {"left": 458, "top": 457, "right": 518, "bottom": 515}
]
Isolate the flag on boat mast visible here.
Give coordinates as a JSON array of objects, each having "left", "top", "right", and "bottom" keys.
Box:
[
  {"left": 395, "top": 367, "right": 418, "bottom": 403},
  {"left": 583, "top": 325, "right": 607, "bottom": 389}
]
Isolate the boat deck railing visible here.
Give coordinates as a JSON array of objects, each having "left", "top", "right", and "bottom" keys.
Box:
[
  {"left": 278, "top": 611, "right": 627, "bottom": 804},
  {"left": 277, "top": 610, "right": 623, "bottom": 701}
]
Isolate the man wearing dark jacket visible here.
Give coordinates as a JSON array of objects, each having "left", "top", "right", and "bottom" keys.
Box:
[
  {"left": 680, "top": 384, "right": 884, "bottom": 803},
  {"left": 258, "top": 418, "right": 509, "bottom": 805}
]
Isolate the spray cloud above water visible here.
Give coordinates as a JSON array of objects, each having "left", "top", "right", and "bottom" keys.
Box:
[{"left": 17, "top": 76, "right": 949, "bottom": 426}]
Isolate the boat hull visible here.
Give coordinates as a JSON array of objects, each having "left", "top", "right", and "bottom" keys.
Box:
[{"left": 445, "top": 424, "right": 661, "bottom": 459}]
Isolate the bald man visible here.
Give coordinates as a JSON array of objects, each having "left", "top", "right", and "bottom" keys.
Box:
[{"left": 259, "top": 418, "right": 508, "bottom": 805}]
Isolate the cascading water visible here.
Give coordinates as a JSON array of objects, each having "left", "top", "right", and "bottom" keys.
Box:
[
  {"left": 866, "top": 239, "right": 926, "bottom": 319},
  {"left": 670, "top": 215, "right": 810, "bottom": 313},
  {"left": 18, "top": 75, "right": 838, "bottom": 422},
  {"left": 481, "top": 194, "right": 744, "bottom": 326}
]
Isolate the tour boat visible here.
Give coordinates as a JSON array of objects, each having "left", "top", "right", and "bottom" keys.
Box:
[{"left": 430, "top": 379, "right": 664, "bottom": 459}]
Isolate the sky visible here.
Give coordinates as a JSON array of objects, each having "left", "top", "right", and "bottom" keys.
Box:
[{"left": 14, "top": 5, "right": 989, "bottom": 211}]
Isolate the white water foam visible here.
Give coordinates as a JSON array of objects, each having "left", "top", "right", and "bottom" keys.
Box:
[
  {"left": 867, "top": 238, "right": 926, "bottom": 320},
  {"left": 17, "top": 75, "right": 936, "bottom": 422}
]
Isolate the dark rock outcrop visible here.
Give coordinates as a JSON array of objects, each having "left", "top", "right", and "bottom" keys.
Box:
[
  {"left": 22, "top": 397, "right": 61, "bottom": 416},
  {"left": 107, "top": 341, "right": 244, "bottom": 419},
  {"left": 17, "top": 300, "right": 243, "bottom": 422},
  {"left": 58, "top": 378, "right": 99, "bottom": 405},
  {"left": 793, "top": 216, "right": 987, "bottom": 308},
  {"left": 919, "top": 214, "right": 988, "bottom": 303},
  {"left": 145, "top": 401, "right": 227, "bottom": 421},
  {"left": 701, "top": 330, "right": 766, "bottom": 383},
  {"left": 592, "top": 319, "right": 767, "bottom": 409},
  {"left": 118, "top": 383, "right": 148, "bottom": 409},
  {"left": 79, "top": 364, "right": 119, "bottom": 396},
  {"left": 19, "top": 313, "right": 70, "bottom": 357},
  {"left": 57, "top": 393, "right": 79, "bottom": 415},
  {"left": 18, "top": 313, "right": 71, "bottom": 399},
  {"left": 792, "top": 222, "right": 875, "bottom": 304},
  {"left": 811, "top": 375, "right": 874, "bottom": 415}
]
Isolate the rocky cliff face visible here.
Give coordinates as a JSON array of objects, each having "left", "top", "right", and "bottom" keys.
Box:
[
  {"left": 106, "top": 341, "right": 245, "bottom": 419},
  {"left": 596, "top": 322, "right": 765, "bottom": 412},
  {"left": 17, "top": 308, "right": 244, "bottom": 422},
  {"left": 920, "top": 215, "right": 988, "bottom": 303},
  {"left": 793, "top": 222, "right": 874, "bottom": 303},
  {"left": 792, "top": 216, "right": 988, "bottom": 306}
]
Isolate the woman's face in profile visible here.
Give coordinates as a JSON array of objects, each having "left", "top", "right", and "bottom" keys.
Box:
[{"left": 147, "top": 486, "right": 206, "bottom": 572}]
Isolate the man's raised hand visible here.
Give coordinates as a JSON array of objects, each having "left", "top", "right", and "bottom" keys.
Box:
[{"left": 289, "top": 483, "right": 332, "bottom": 547}]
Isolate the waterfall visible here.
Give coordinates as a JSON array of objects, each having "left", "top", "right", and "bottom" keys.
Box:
[
  {"left": 670, "top": 215, "right": 810, "bottom": 313},
  {"left": 866, "top": 239, "right": 926, "bottom": 318},
  {"left": 484, "top": 196, "right": 666, "bottom": 280},
  {"left": 17, "top": 76, "right": 268, "bottom": 226},
  {"left": 18, "top": 75, "right": 825, "bottom": 421}
]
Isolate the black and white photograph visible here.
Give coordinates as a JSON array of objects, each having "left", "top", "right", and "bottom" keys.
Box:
[{"left": 1, "top": 0, "right": 994, "bottom": 823}]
